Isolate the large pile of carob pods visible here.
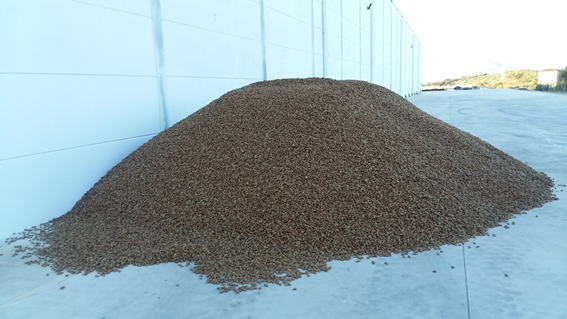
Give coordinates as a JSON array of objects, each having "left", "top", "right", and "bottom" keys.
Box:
[{"left": 11, "top": 78, "right": 554, "bottom": 293}]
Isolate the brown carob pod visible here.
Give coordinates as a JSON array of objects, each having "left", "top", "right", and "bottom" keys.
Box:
[{"left": 25, "top": 78, "right": 553, "bottom": 292}]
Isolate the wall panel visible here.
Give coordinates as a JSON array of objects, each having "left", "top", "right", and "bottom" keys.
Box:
[
  {"left": 0, "top": 0, "right": 155, "bottom": 76},
  {"left": 265, "top": 45, "right": 314, "bottom": 80},
  {"left": 162, "top": 21, "right": 263, "bottom": 80},
  {"left": 0, "top": 74, "right": 161, "bottom": 160}
]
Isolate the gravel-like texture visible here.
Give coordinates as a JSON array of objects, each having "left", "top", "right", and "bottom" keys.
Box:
[{"left": 19, "top": 78, "right": 554, "bottom": 292}]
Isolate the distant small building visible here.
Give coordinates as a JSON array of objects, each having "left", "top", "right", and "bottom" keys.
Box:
[{"left": 538, "top": 69, "right": 560, "bottom": 85}]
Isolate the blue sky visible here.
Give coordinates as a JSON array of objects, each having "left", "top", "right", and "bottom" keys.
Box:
[{"left": 393, "top": 0, "right": 567, "bottom": 82}]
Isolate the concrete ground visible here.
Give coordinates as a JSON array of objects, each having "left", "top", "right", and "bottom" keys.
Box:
[{"left": 1, "top": 89, "right": 565, "bottom": 319}]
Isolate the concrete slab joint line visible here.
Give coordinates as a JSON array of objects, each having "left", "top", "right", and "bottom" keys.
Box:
[
  {"left": 462, "top": 245, "right": 471, "bottom": 319},
  {"left": 150, "top": 0, "right": 169, "bottom": 130}
]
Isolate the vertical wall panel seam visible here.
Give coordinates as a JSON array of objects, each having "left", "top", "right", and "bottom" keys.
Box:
[
  {"left": 150, "top": 0, "right": 169, "bottom": 130},
  {"left": 259, "top": 0, "right": 267, "bottom": 80},
  {"left": 400, "top": 19, "right": 403, "bottom": 96},
  {"left": 322, "top": 0, "right": 328, "bottom": 78},
  {"left": 411, "top": 36, "right": 414, "bottom": 94},
  {"left": 389, "top": 3, "right": 393, "bottom": 91},
  {"left": 369, "top": 0, "right": 373, "bottom": 83},
  {"left": 420, "top": 42, "right": 422, "bottom": 92},
  {"left": 311, "top": 0, "right": 315, "bottom": 77},
  {"left": 340, "top": 0, "right": 343, "bottom": 79},
  {"left": 382, "top": 1, "right": 390, "bottom": 86},
  {"left": 358, "top": 0, "right": 362, "bottom": 79}
]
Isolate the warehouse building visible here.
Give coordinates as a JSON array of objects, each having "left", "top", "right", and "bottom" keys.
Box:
[{"left": 0, "top": 0, "right": 421, "bottom": 237}]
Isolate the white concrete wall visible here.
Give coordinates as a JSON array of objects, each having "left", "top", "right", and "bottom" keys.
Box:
[{"left": 0, "top": 0, "right": 421, "bottom": 237}]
